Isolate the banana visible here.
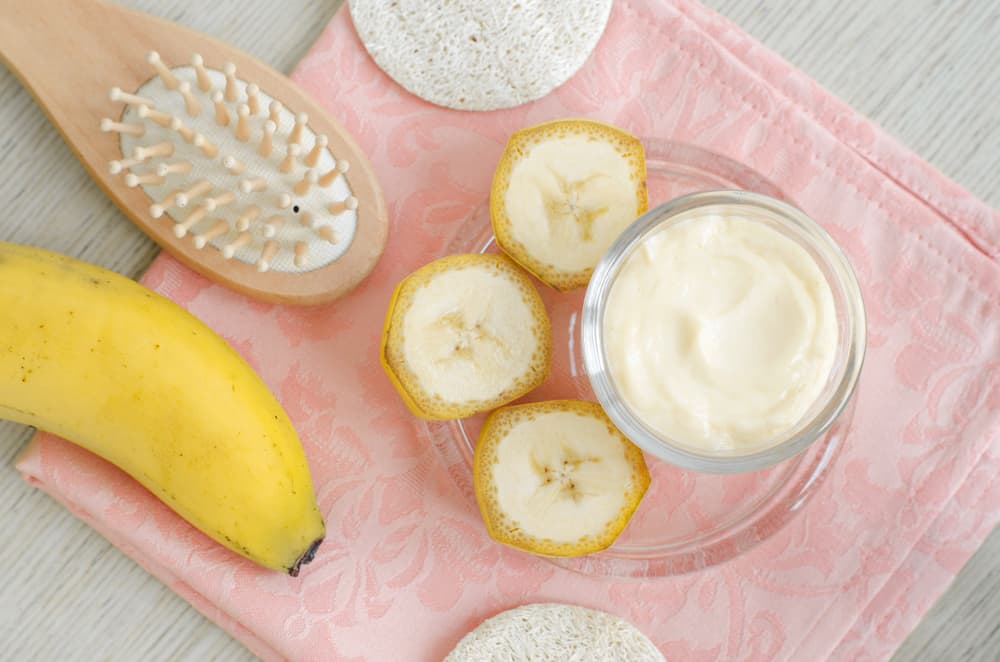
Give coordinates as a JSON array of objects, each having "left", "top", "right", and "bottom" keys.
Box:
[
  {"left": 491, "top": 119, "right": 648, "bottom": 291},
  {"left": 0, "top": 242, "right": 324, "bottom": 575},
  {"left": 474, "top": 400, "right": 650, "bottom": 557},
  {"left": 381, "top": 253, "right": 551, "bottom": 420}
]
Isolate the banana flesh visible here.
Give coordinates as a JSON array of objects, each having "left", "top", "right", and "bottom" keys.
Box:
[
  {"left": 0, "top": 242, "right": 325, "bottom": 575},
  {"left": 506, "top": 136, "right": 637, "bottom": 271},
  {"left": 491, "top": 119, "right": 647, "bottom": 291},
  {"left": 382, "top": 254, "right": 551, "bottom": 420},
  {"left": 474, "top": 400, "right": 649, "bottom": 557}
]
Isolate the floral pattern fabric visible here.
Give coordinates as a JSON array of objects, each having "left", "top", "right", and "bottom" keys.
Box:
[{"left": 17, "top": 1, "right": 999, "bottom": 660}]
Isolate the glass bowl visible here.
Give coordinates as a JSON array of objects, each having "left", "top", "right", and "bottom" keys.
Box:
[
  {"left": 583, "top": 190, "right": 867, "bottom": 473},
  {"left": 421, "top": 139, "right": 858, "bottom": 578}
]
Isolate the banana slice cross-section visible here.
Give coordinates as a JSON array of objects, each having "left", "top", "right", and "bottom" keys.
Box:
[
  {"left": 381, "top": 253, "right": 551, "bottom": 420},
  {"left": 474, "top": 400, "right": 650, "bottom": 557},
  {"left": 491, "top": 119, "right": 648, "bottom": 291}
]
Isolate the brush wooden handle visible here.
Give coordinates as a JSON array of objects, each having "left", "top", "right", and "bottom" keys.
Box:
[{"left": 0, "top": 0, "right": 387, "bottom": 305}]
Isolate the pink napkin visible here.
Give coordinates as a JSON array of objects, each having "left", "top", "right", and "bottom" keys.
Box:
[{"left": 18, "top": 0, "right": 1000, "bottom": 660}]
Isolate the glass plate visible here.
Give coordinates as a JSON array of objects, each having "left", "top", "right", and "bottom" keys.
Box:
[{"left": 422, "top": 139, "right": 847, "bottom": 578}]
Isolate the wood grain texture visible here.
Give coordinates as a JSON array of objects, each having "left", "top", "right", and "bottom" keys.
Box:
[{"left": 0, "top": 0, "right": 996, "bottom": 659}]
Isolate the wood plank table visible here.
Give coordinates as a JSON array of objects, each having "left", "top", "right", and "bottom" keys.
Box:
[{"left": 1, "top": 1, "right": 996, "bottom": 658}]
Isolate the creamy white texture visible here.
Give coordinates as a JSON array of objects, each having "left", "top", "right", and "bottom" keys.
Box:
[{"left": 604, "top": 214, "right": 838, "bottom": 451}]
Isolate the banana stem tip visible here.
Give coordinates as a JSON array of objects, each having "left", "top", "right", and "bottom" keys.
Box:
[{"left": 288, "top": 537, "right": 323, "bottom": 577}]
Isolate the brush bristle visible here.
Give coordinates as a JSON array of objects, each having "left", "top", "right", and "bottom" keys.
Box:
[{"left": 106, "top": 52, "right": 361, "bottom": 274}]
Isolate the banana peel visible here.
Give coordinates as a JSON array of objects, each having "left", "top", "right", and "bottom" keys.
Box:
[{"left": 0, "top": 242, "right": 324, "bottom": 575}]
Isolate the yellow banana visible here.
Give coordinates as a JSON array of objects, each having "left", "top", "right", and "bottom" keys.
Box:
[{"left": 0, "top": 242, "right": 324, "bottom": 575}]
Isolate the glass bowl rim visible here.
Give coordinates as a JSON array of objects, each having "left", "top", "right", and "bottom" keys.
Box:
[{"left": 581, "top": 189, "right": 867, "bottom": 473}]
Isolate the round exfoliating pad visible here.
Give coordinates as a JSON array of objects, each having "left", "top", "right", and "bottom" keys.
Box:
[
  {"left": 347, "top": 0, "right": 613, "bottom": 111},
  {"left": 445, "top": 603, "right": 664, "bottom": 661}
]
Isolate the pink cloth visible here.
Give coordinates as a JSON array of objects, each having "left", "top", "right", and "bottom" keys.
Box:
[{"left": 17, "top": 1, "right": 1000, "bottom": 660}]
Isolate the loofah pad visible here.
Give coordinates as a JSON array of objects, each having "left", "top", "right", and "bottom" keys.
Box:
[
  {"left": 445, "top": 603, "right": 664, "bottom": 661},
  {"left": 347, "top": 0, "right": 613, "bottom": 111}
]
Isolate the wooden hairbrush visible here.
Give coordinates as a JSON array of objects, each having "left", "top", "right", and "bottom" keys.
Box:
[{"left": 0, "top": 0, "right": 387, "bottom": 305}]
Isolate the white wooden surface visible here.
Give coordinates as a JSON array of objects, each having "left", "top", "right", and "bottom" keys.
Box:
[{"left": 0, "top": 1, "right": 996, "bottom": 659}]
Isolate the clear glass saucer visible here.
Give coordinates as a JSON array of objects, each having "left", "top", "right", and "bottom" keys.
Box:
[{"left": 421, "top": 139, "right": 848, "bottom": 578}]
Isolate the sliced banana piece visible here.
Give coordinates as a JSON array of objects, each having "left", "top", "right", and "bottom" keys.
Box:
[
  {"left": 381, "top": 253, "right": 551, "bottom": 420},
  {"left": 491, "top": 119, "right": 648, "bottom": 291},
  {"left": 474, "top": 400, "right": 650, "bottom": 557}
]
